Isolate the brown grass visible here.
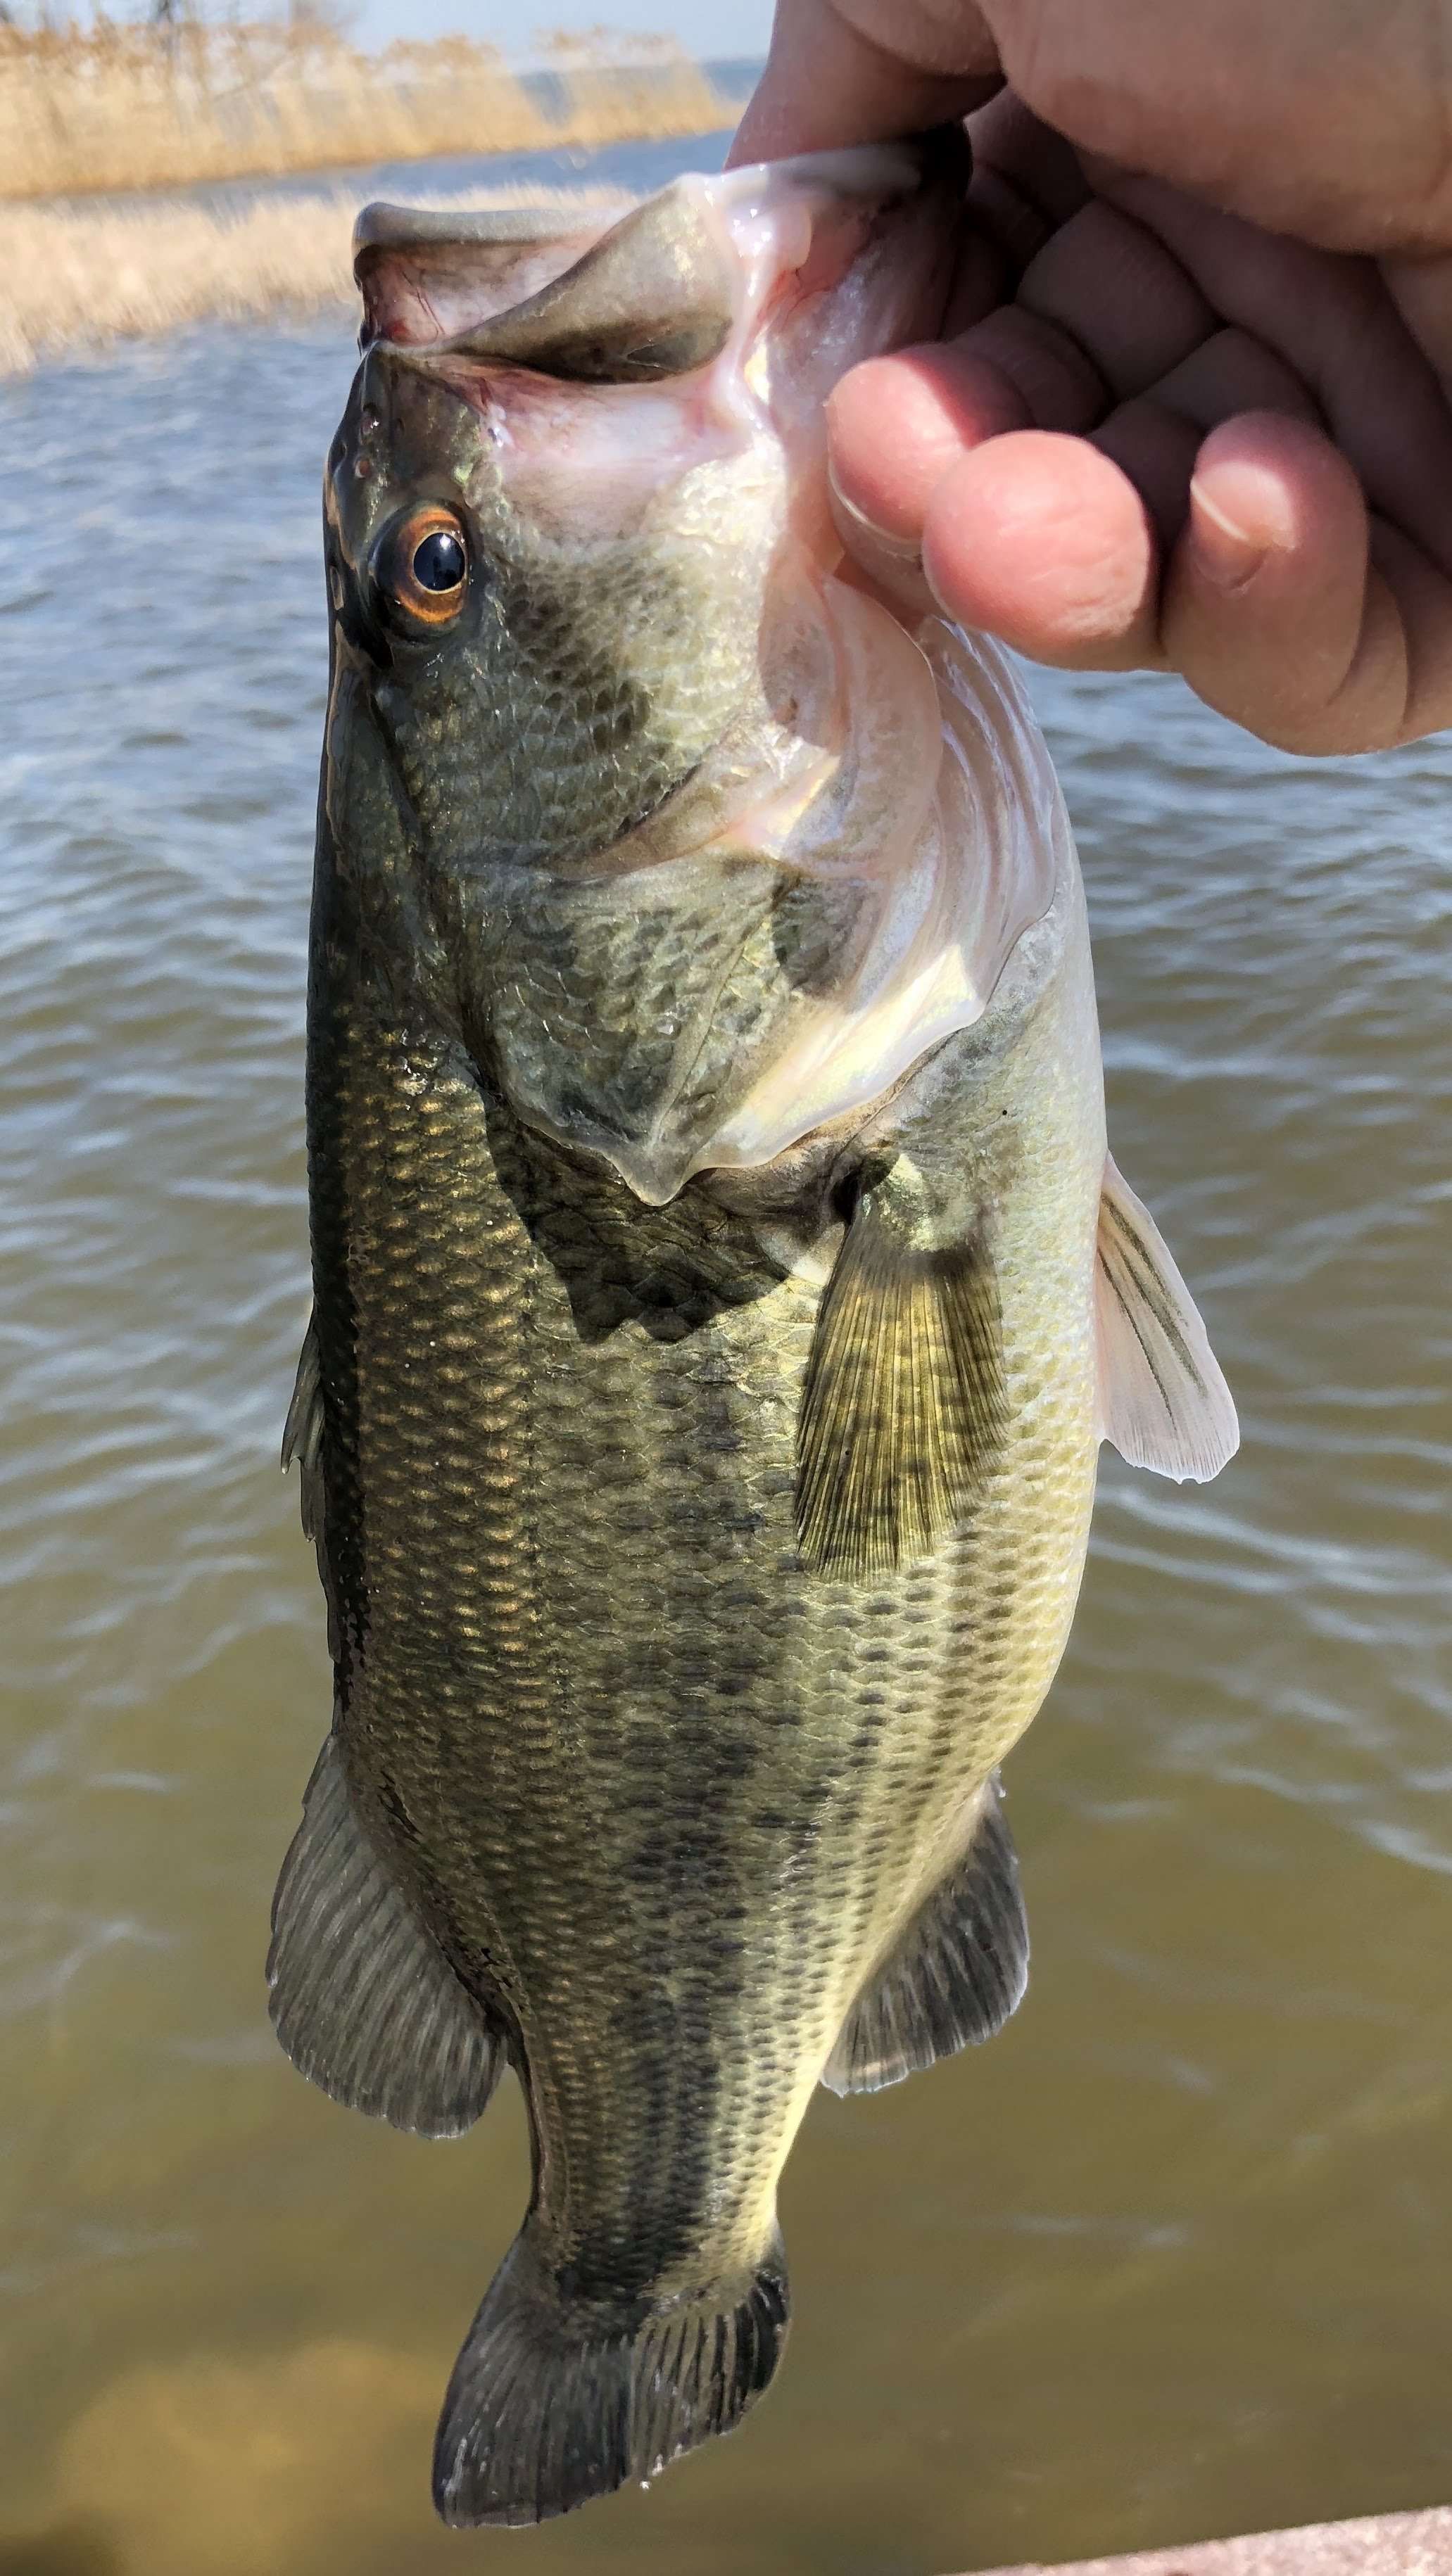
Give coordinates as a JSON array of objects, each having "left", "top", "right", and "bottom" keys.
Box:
[
  {"left": 0, "top": 20, "right": 741, "bottom": 203},
  {"left": 0, "top": 181, "right": 638, "bottom": 375}
]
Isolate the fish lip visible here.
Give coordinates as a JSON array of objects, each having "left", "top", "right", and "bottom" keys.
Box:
[{"left": 351, "top": 202, "right": 626, "bottom": 259}]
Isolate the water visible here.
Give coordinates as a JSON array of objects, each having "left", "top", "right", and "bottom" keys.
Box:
[{"left": 2, "top": 137, "right": 1451, "bottom": 2576}]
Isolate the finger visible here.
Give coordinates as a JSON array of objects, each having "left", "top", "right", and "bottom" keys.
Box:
[
  {"left": 825, "top": 303, "right": 1104, "bottom": 550},
  {"left": 1089, "top": 403, "right": 1204, "bottom": 554},
  {"left": 921, "top": 429, "right": 1163, "bottom": 670},
  {"left": 1092, "top": 327, "right": 1320, "bottom": 548},
  {"left": 1163, "top": 411, "right": 1427, "bottom": 751},
  {"left": 1146, "top": 326, "right": 1321, "bottom": 438},
  {"left": 1385, "top": 247, "right": 1452, "bottom": 396},
  {"left": 728, "top": 0, "right": 998, "bottom": 164},
  {"left": 1366, "top": 516, "right": 1452, "bottom": 742},
  {"left": 940, "top": 222, "right": 1015, "bottom": 342},
  {"left": 965, "top": 0, "right": 1451, "bottom": 257},
  {"left": 1086, "top": 169, "right": 1452, "bottom": 574},
  {"left": 1013, "top": 199, "right": 1216, "bottom": 399},
  {"left": 961, "top": 91, "right": 1092, "bottom": 264},
  {"left": 831, "top": 193, "right": 1244, "bottom": 543},
  {"left": 828, "top": 344, "right": 1030, "bottom": 541},
  {"left": 933, "top": 303, "right": 1109, "bottom": 434}
]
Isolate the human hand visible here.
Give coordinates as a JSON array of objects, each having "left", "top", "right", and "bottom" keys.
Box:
[{"left": 731, "top": 0, "right": 1452, "bottom": 751}]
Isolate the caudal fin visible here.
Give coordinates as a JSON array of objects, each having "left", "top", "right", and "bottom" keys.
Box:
[{"left": 431, "top": 2224, "right": 790, "bottom": 2527}]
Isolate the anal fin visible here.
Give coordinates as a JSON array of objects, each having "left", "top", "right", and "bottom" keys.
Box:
[
  {"left": 267, "top": 1734, "right": 502, "bottom": 2139},
  {"left": 283, "top": 1307, "right": 340, "bottom": 1659},
  {"left": 822, "top": 1775, "right": 1028, "bottom": 2095},
  {"left": 282, "top": 1308, "right": 324, "bottom": 1538},
  {"left": 797, "top": 1158, "right": 1005, "bottom": 1581},
  {"left": 1096, "top": 1153, "right": 1239, "bottom": 1483}
]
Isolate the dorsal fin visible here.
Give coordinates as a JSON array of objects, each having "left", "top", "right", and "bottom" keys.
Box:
[{"left": 1096, "top": 1154, "right": 1239, "bottom": 1483}]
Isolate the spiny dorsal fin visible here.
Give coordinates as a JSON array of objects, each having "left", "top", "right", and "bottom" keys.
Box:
[
  {"left": 268, "top": 1735, "right": 502, "bottom": 2140},
  {"left": 821, "top": 1775, "right": 1028, "bottom": 2095},
  {"left": 1096, "top": 1153, "right": 1239, "bottom": 1483},
  {"left": 797, "top": 1165, "right": 1005, "bottom": 1581}
]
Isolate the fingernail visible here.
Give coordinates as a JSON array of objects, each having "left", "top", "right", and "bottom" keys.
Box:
[
  {"left": 826, "top": 459, "right": 923, "bottom": 561},
  {"left": 826, "top": 461, "right": 935, "bottom": 616},
  {"left": 1188, "top": 474, "right": 1267, "bottom": 592}
]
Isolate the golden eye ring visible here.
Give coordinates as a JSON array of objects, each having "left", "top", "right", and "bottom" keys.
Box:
[{"left": 376, "top": 502, "right": 469, "bottom": 630}]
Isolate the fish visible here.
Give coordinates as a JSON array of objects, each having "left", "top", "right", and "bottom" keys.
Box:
[{"left": 267, "top": 135, "right": 1239, "bottom": 2530}]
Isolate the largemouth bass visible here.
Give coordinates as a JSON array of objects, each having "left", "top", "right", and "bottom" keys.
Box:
[{"left": 269, "top": 137, "right": 1238, "bottom": 2529}]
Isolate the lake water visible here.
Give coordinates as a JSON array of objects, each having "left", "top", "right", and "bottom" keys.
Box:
[{"left": 2, "top": 133, "right": 1451, "bottom": 2576}]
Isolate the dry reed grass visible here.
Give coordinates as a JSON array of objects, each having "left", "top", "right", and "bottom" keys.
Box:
[
  {"left": 0, "top": 20, "right": 738, "bottom": 202},
  {"left": 0, "top": 182, "right": 636, "bottom": 376}
]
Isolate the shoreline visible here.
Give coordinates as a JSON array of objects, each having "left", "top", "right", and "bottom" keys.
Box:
[
  {"left": 0, "top": 27, "right": 747, "bottom": 203},
  {"left": 974, "top": 2506, "right": 1452, "bottom": 2575},
  {"left": 0, "top": 148, "right": 703, "bottom": 379}
]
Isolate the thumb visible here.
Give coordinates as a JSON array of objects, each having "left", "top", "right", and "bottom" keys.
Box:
[{"left": 728, "top": 0, "right": 1000, "bottom": 164}]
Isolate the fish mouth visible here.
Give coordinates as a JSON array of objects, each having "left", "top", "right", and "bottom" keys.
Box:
[
  {"left": 352, "top": 196, "right": 637, "bottom": 356},
  {"left": 350, "top": 132, "right": 967, "bottom": 385}
]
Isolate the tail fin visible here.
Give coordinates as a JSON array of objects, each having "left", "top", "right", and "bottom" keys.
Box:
[{"left": 432, "top": 2223, "right": 790, "bottom": 2527}]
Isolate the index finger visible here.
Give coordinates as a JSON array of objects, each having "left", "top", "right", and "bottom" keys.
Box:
[{"left": 728, "top": 0, "right": 1001, "bottom": 165}]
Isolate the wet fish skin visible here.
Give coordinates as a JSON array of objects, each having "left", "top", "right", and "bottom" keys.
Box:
[
  {"left": 327, "top": 330, "right": 773, "bottom": 876},
  {"left": 270, "top": 141, "right": 1237, "bottom": 2529}
]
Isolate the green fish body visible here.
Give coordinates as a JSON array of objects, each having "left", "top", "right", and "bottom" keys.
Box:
[{"left": 270, "top": 142, "right": 1238, "bottom": 2528}]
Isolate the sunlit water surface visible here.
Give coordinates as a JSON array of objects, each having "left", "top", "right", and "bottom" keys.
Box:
[{"left": 2, "top": 134, "right": 1451, "bottom": 2576}]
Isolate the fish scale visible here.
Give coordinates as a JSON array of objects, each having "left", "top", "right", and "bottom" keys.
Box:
[{"left": 310, "top": 907, "right": 1097, "bottom": 2272}]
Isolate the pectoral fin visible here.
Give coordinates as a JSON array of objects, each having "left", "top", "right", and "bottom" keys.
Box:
[
  {"left": 1096, "top": 1155, "right": 1238, "bottom": 1483},
  {"left": 797, "top": 1163, "right": 1005, "bottom": 1581}
]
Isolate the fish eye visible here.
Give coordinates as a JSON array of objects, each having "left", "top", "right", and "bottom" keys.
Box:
[{"left": 375, "top": 503, "right": 469, "bottom": 631}]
